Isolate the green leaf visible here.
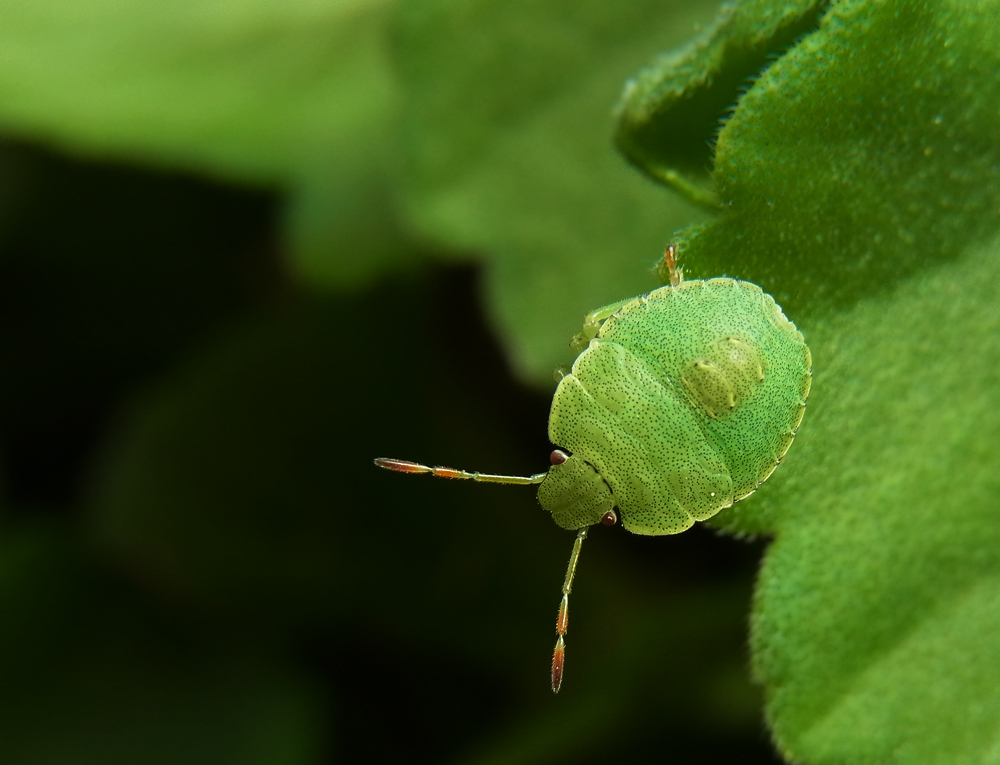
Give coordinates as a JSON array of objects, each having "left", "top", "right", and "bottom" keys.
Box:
[
  {"left": 0, "top": 0, "right": 406, "bottom": 287},
  {"left": 674, "top": 0, "right": 1000, "bottom": 320},
  {"left": 393, "top": 0, "right": 720, "bottom": 384},
  {"left": 621, "top": 0, "right": 1000, "bottom": 761},
  {"left": 753, "top": 233, "right": 1000, "bottom": 764}
]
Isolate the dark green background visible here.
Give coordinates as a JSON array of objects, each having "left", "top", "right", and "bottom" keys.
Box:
[{"left": 0, "top": 140, "right": 779, "bottom": 763}]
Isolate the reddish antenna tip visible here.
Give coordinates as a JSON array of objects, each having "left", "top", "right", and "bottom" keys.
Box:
[
  {"left": 374, "top": 458, "right": 425, "bottom": 473},
  {"left": 551, "top": 636, "right": 565, "bottom": 693}
]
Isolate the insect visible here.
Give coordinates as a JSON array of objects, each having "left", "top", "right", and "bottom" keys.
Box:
[{"left": 375, "top": 245, "right": 812, "bottom": 692}]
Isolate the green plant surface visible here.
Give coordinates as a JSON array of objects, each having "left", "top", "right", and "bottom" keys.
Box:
[
  {"left": 752, "top": 232, "right": 1000, "bottom": 764},
  {"left": 618, "top": 0, "right": 1000, "bottom": 762},
  {"left": 615, "top": 0, "right": 826, "bottom": 205},
  {"left": 675, "top": 0, "right": 1000, "bottom": 321}
]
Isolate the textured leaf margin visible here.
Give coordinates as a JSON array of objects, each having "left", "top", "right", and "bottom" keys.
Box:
[{"left": 620, "top": 0, "right": 1000, "bottom": 761}]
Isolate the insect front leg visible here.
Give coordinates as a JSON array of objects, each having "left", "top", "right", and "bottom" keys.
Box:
[{"left": 570, "top": 298, "right": 634, "bottom": 353}]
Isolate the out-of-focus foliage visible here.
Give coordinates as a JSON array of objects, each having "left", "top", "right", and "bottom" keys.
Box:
[
  {"left": 619, "top": 1, "right": 1000, "bottom": 762},
  {"left": 0, "top": 0, "right": 998, "bottom": 763},
  {"left": 0, "top": 146, "right": 773, "bottom": 762},
  {"left": 0, "top": 529, "right": 324, "bottom": 765},
  {"left": 0, "top": 0, "right": 719, "bottom": 383},
  {"left": 0, "top": 1, "right": 780, "bottom": 762},
  {"left": 393, "top": 0, "right": 716, "bottom": 378},
  {"left": 0, "top": 0, "right": 404, "bottom": 286}
]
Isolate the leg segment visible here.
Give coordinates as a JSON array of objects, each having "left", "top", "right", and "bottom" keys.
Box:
[{"left": 569, "top": 298, "right": 634, "bottom": 353}]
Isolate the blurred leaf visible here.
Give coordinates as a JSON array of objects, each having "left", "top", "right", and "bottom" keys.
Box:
[
  {"left": 0, "top": 0, "right": 406, "bottom": 287},
  {"left": 618, "top": 0, "right": 1000, "bottom": 762},
  {"left": 284, "top": 158, "right": 411, "bottom": 289},
  {"left": 0, "top": 144, "right": 277, "bottom": 507},
  {"left": 0, "top": 526, "right": 327, "bottom": 765},
  {"left": 449, "top": 585, "right": 763, "bottom": 765},
  {"left": 84, "top": 272, "right": 564, "bottom": 652},
  {"left": 83, "top": 266, "right": 778, "bottom": 762},
  {"left": 393, "top": 0, "right": 720, "bottom": 384}
]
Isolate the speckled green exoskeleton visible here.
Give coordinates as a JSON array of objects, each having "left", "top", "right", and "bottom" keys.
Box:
[{"left": 376, "top": 246, "right": 812, "bottom": 693}]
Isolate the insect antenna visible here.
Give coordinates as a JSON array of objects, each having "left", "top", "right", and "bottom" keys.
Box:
[
  {"left": 374, "top": 458, "right": 547, "bottom": 486},
  {"left": 551, "top": 526, "right": 588, "bottom": 693}
]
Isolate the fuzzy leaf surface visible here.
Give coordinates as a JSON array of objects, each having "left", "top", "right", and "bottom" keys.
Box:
[{"left": 622, "top": 0, "right": 1000, "bottom": 762}]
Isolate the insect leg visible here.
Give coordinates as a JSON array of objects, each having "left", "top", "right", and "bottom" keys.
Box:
[
  {"left": 569, "top": 298, "right": 635, "bottom": 353},
  {"left": 551, "top": 526, "right": 588, "bottom": 693},
  {"left": 374, "top": 458, "right": 546, "bottom": 485}
]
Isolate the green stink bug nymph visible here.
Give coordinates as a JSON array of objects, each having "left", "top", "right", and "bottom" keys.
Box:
[{"left": 375, "top": 247, "right": 812, "bottom": 692}]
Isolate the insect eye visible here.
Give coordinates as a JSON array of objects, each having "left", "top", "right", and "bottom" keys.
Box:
[
  {"left": 600, "top": 510, "right": 618, "bottom": 526},
  {"left": 550, "top": 450, "right": 569, "bottom": 466}
]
